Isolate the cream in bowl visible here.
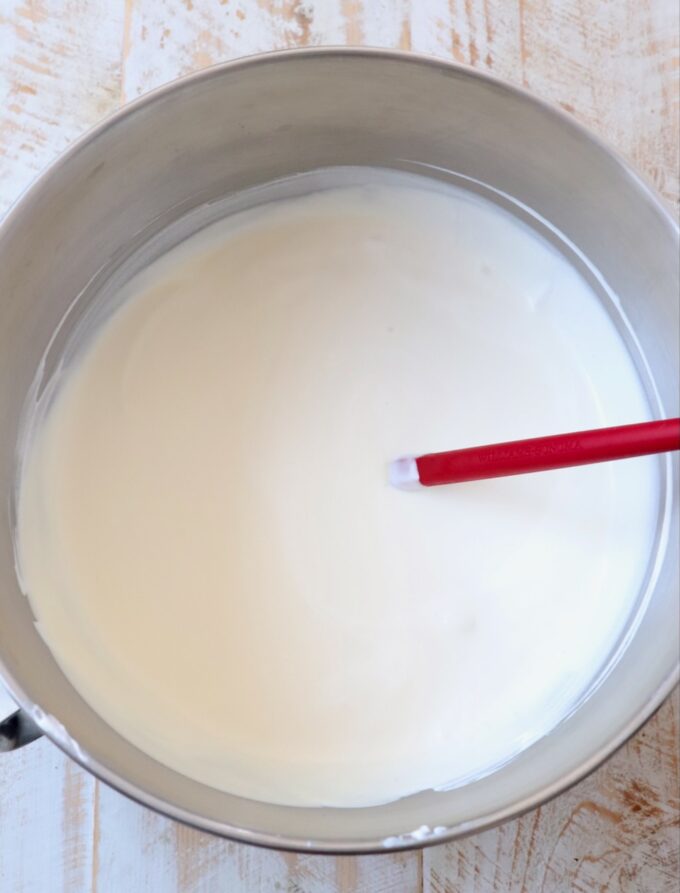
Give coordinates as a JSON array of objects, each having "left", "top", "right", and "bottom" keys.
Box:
[{"left": 15, "top": 170, "right": 659, "bottom": 808}]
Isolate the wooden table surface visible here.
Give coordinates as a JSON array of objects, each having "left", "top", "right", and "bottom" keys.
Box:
[{"left": 1, "top": 2, "right": 678, "bottom": 891}]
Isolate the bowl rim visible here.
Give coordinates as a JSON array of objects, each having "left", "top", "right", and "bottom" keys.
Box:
[{"left": 0, "top": 45, "right": 678, "bottom": 855}]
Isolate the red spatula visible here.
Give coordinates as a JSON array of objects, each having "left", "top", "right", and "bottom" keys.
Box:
[{"left": 389, "top": 418, "right": 680, "bottom": 489}]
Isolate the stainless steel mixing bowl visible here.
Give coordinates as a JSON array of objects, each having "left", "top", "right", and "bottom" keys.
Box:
[{"left": 0, "top": 48, "right": 677, "bottom": 853}]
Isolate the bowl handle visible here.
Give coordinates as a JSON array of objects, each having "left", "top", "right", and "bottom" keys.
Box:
[{"left": 0, "top": 708, "right": 42, "bottom": 751}]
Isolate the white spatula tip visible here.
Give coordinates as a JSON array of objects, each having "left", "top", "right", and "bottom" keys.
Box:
[{"left": 388, "top": 456, "right": 422, "bottom": 490}]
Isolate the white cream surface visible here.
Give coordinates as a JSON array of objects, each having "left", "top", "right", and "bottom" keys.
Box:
[{"left": 16, "top": 178, "right": 659, "bottom": 808}]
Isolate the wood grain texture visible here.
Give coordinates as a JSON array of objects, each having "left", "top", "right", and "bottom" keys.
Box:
[
  {"left": 1, "top": 2, "right": 678, "bottom": 891},
  {"left": 0, "top": 0, "right": 125, "bottom": 217}
]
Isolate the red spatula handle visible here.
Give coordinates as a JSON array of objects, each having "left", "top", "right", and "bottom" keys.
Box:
[{"left": 414, "top": 418, "right": 680, "bottom": 487}]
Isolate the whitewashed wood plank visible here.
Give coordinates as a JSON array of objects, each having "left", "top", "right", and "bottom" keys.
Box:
[
  {"left": 507, "top": 0, "right": 679, "bottom": 206},
  {"left": 0, "top": 738, "right": 96, "bottom": 893},
  {"left": 0, "top": 0, "right": 125, "bottom": 216},
  {"left": 122, "top": 0, "right": 333, "bottom": 101},
  {"left": 92, "top": 781, "right": 179, "bottom": 892},
  {"left": 122, "top": 0, "right": 425, "bottom": 100}
]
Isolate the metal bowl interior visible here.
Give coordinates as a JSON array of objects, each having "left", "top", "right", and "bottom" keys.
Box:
[{"left": 0, "top": 49, "right": 677, "bottom": 853}]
